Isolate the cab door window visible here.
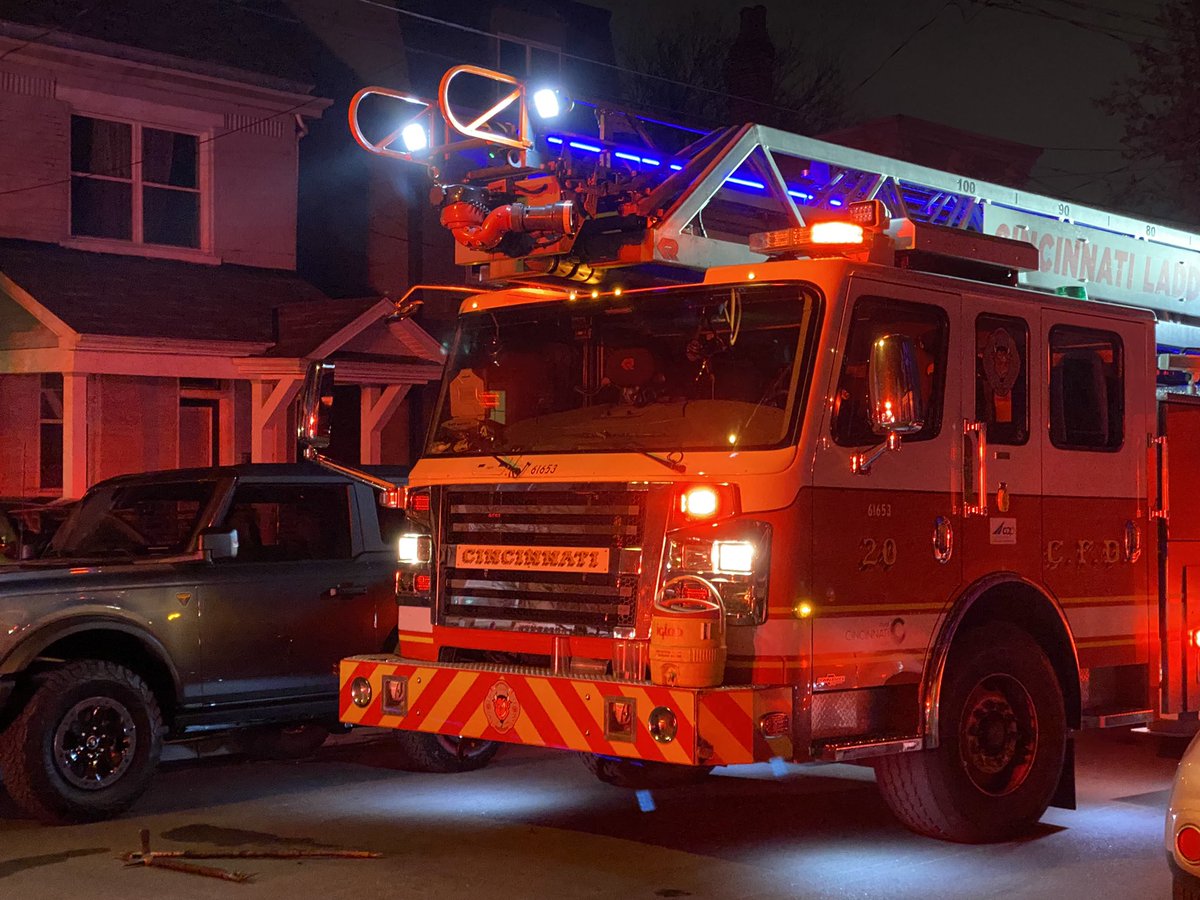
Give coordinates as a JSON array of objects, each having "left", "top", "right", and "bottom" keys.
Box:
[
  {"left": 1048, "top": 325, "right": 1124, "bottom": 451},
  {"left": 832, "top": 296, "right": 949, "bottom": 446},
  {"left": 975, "top": 314, "right": 1029, "bottom": 445}
]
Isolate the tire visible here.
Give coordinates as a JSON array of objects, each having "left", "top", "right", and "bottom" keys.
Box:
[
  {"left": 874, "top": 623, "right": 1066, "bottom": 843},
  {"left": 239, "top": 723, "right": 329, "bottom": 760},
  {"left": 0, "top": 660, "right": 163, "bottom": 824},
  {"left": 580, "top": 753, "right": 713, "bottom": 789},
  {"left": 391, "top": 731, "right": 499, "bottom": 773}
]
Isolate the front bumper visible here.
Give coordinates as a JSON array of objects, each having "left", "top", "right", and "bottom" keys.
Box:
[{"left": 340, "top": 656, "right": 795, "bottom": 766}]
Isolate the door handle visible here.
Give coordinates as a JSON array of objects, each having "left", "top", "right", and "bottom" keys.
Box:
[
  {"left": 962, "top": 419, "right": 988, "bottom": 517},
  {"left": 329, "top": 583, "right": 369, "bottom": 597}
]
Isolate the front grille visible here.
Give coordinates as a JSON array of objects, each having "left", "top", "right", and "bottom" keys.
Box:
[{"left": 440, "top": 485, "right": 646, "bottom": 634}]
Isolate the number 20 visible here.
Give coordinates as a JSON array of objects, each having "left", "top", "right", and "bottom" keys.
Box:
[{"left": 860, "top": 537, "right": 898, "bottom": 569}]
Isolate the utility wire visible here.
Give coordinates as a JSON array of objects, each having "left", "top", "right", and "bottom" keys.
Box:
[{"left": 845, "top": 0, "right": 954, "bottom": 96}]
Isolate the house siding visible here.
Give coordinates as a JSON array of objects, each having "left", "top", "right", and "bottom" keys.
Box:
[
  {"left": 0, "top": 375, "right": 40, "bottom": 496},
  {"left": 0, "top": 68, "right": 68, "bottom": 245},
  {"left": 213, "top": 126, "right": 300, "bottom": 270},
  {"left": 90, "top": 375, "right": 179, "bottom": 482}
]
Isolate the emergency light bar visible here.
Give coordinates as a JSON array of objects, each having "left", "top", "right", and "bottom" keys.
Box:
[{"left": 750, "top": 200, "right": 888, "bottom": 256}]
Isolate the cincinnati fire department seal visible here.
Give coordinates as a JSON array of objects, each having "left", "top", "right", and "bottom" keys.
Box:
[{"left": 484, "top": 679, "right": 521, "bottom": 733}]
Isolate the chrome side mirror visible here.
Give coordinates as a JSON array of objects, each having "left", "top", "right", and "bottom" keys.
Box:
[
  {"left": 199, "top": 528, "right": 238, "bottom": 560},
  {"left": 298, "top": 361, "right": 335, "bottom": 451},
  {"left": 853, "top": 333, "right": 926, "bottom": 475},
  {"left": 868, "top": 333, "right": 925, "bottom": 436}
]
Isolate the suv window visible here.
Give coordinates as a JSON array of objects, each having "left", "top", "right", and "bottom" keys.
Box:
[
  {"left": 49, "top": 480, "right": 215, "bottom": 557},
  {"left": 1049, "top": 325, "right": 1124, "bottom": 451},
  {"left": 975, "top": 314, "right": 1029, "bottom": 446},
  {"left": 832, "top": 296, "right": 949, "bottom": 446},
  {"left": 221, "top": 483, "right": 352, "bottom": 562}
]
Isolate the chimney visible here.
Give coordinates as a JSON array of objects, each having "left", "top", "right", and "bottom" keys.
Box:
[{"left": 724, "top": 5, "right": 775, "bottom": 124}]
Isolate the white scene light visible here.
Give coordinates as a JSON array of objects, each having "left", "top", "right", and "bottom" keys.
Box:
[
  {"left": 533, "top": 88, "right": 562, "bottom": 119},
  {"left": 401, "top": 122, "right": 428, "bottom": 152}
]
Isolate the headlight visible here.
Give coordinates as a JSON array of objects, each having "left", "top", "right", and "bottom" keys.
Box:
[
  {"left": 398, "top": 533, "right": 432, "bottom": 565},
  {"left": 711, "top": 540, "right": 755, "bottom": 575}
]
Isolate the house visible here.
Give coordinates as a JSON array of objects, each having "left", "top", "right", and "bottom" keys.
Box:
[{"left": 0, "top": 8, "right": 443, "bottom": 499}]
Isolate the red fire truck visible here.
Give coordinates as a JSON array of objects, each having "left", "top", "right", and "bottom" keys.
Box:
[{"left": 319, "top": 66, "right": 1200, "bottom": 843}]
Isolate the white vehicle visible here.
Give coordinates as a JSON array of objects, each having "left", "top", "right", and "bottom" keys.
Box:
[{"left": 1168, "top": 735, "right": 1200, "bottom": 898}]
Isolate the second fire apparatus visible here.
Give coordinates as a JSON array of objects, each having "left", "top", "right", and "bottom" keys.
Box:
[{"left": 320, "top": 66, "right": 1200, "bottom": 843}]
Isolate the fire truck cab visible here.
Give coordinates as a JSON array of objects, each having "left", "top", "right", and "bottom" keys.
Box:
[{"left": 326, "top": 66, "right": 1200, "bottom": 843}]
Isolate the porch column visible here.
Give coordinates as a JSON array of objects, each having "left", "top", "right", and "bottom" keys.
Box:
[
  {"left": 360, "top": 384, "right": 410, "bottom": 464},
  {"left": 250, "top": 377, "right": 302, "bottom": 462},
  {"left": 62, "top": 373, "right": 88, "bottom": 498}
]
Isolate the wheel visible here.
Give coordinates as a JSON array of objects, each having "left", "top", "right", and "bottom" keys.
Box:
[
  {"left": 0, "top": 660, "right": 163, "bottom": 824},
  {"left": 580, "top": 753, "right": 713, "bottom": 789},
  {"left": 239, "top": 723, "right": 329, "bottom": 760},
  {"left": 874, "top": 623, "right": 1066, "bottom": 843},
  {"left": 391, "top": 731, "right": 500, "bottom": 773}
]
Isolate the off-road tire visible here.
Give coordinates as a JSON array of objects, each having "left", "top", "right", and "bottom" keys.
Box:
[
  {"left": 580, "top": 753, "right": 714, "bottom": 789},
  {"left": 239, "top": 723, "right": 329, "bottom": 760},
  {"left": 391, "top": 731, "right": 499, "bottom": 773},
  {"left": 874, "top": 623, "right": 1065, "bottom": 843},
  {"left": 0, "top": 660, "right": 163, "bottom": 824}
]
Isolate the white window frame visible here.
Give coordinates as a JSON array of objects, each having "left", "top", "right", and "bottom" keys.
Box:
[{"left": 64, "top": 106, "right": 216, "bottom": 264}]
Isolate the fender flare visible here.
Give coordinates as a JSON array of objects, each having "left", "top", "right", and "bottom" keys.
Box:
[
  {"left": 0, "top": 615, "right": 182, "bottom": 703},
  {"left": 921, "top": 572, "right": 1080, "bottom": 748}
]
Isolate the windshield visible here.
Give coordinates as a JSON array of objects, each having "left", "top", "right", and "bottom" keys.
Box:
[
  {"left": 427, "top": 284, "right": 818, "bottom": 458},
  {"left": 47, "top": 480, "right": 217, "bottom": 559}
]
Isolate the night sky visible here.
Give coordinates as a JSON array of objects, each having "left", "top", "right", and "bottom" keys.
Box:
[{"left": 592, "top": 0, "right": 1152, "bottom": 214}]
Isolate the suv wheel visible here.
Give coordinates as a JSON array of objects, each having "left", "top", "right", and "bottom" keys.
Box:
[
  {"left": 0, "top": 660, "right": 163, "bottom": 824},
  {"left": 392, "top": 731, "right": 499, "bottom": 773}
]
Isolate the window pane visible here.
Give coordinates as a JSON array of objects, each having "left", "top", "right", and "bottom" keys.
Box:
[
  {"left": 70, "top": 116, "right": 131, "bottom": 178},
  {"left": 40, "top": 372, "right": 64, "bottom": 421},
  {"left": 1049, "top": 325, "right": 1124, "bottom": 451},
  {"left": 975, "top": 314, "right": 1029, "bottom": 445},
  {"left": 143, "top": 128, "right": 198, "bottom": 188},
  {"left": 39, "top": 423, "right": 63, "bottom": 490},
  {"left": 143, "top": 186, "right": 199, "bottom": 247},
  {"left": 832, "top": 296, "right": 949, "bottom": 446},
  {"left": 220, "top": 484, "right": 351, "bottom": 562},
  {"left": 71, "top": 176, "right": 132, "bottom": 239}
]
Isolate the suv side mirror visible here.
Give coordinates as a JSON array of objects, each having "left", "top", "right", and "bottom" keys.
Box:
[
  {"left": 199, "top": 528, "right": 239, "bottom": 560},
  {"left": 298, "top": 361, "right": 335, "bottom": 450},
  {"left": 868, "top": 333, "right": 925, "bottom": 436}
]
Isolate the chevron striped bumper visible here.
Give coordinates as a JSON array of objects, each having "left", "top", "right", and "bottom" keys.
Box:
[{"left": 340, "top": 656, "right": 795, "bottom": 766}]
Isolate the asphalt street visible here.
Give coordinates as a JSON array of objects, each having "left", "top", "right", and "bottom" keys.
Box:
[{"left": 0, "top": 727, "right": 1181, "bottom": 899}]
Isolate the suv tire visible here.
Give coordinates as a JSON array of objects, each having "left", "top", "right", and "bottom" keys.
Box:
[
  {"left": 392, "top": 731, "right": 499, "bottom": 773},
  {"left": 0, "top": 660, "right": 163, "bottom": 824}
]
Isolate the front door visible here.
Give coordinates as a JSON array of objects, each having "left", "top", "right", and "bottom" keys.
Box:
[
  {"left": 810, "top": 278, "right": 962, "bottom": 695},
  {"left": 196, "top": 480, "right": 380, "bottom": 705}
]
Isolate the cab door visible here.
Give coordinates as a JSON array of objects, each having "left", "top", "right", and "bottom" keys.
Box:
[
  {"left": 1038, "top": 309, "right": 1153, "bottom": 685},
  {"left": 810, "top": 278, "right": 962, "bottom": 693},
  {"left": 957, "top": 295, "right": 1042, "bottom": 588}
]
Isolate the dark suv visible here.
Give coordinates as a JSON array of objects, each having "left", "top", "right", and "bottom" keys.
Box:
[{"left": 0, "top": 464, "right": 405, "bottom": 823}]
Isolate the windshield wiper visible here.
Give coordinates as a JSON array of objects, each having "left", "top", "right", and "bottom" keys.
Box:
[
  {"left": 634, "top": 449, "right": 686, "bottom": 473},
  {"left": 492, "top": 454, "right": 524, "bottom": 476}
]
